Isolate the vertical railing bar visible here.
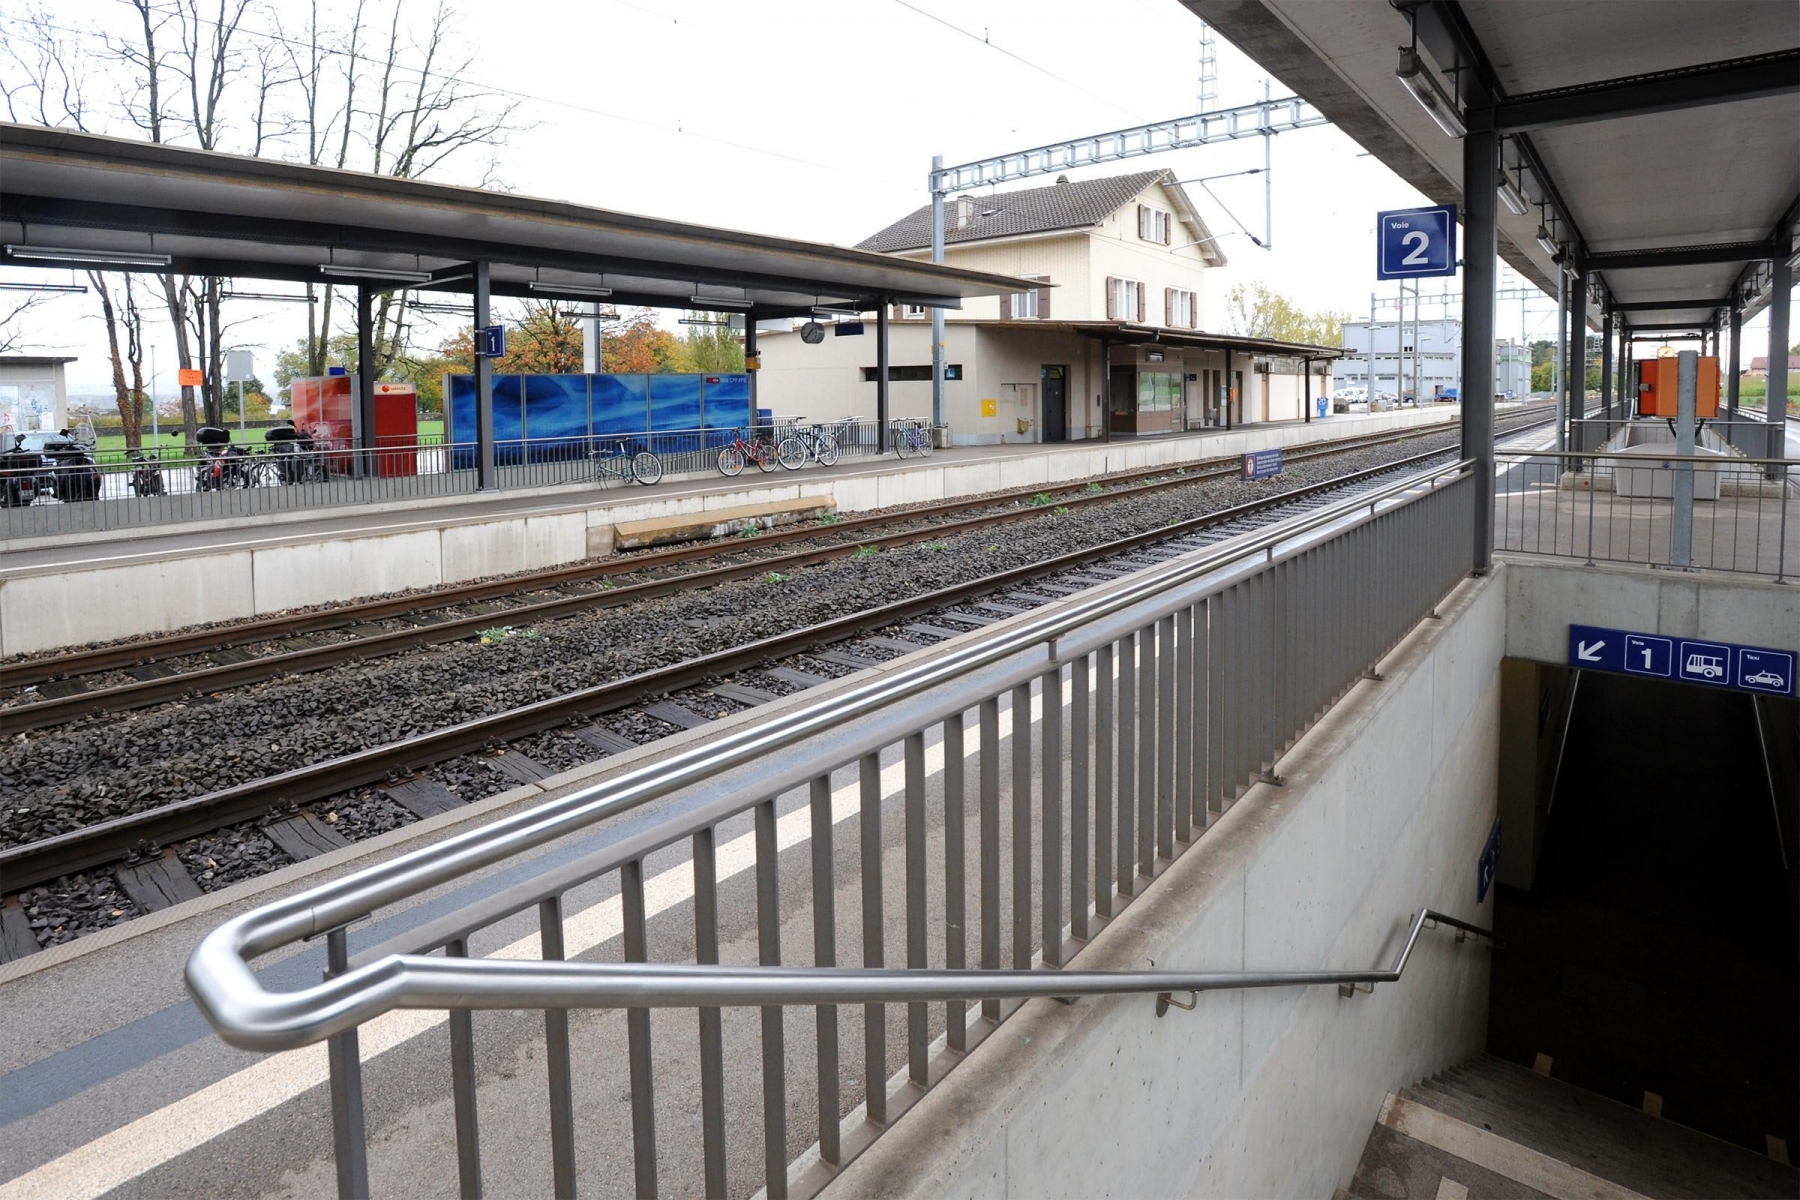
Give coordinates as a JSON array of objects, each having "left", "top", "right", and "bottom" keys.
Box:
[
  {"left": 978, "top": 699, "right": 1001, "bottom": 1021},
  {"left": 1117, "top": 630, "right": 1136, "bottom": 896},
  {"left": 691, "top": 830, "right": 729, "bottom": 1198},
  {"left": 903, "top": 733, "right": 930, "bottom": 1083},
  {"left": 942, "top": 716, "right": 968, "bottom": 1052},
  {"left": 1156, "top": 612, "right": 1176, "bottom": 861},
  {"left": 1208, "top": 591, "right": 1226, "bottom": 816},
  {"left": 1070, "top": 656, "right": 1091, "bottom": 939},
  {"left": 1137, "top": 621, "right": 1156, "bottom": 879},
  {"left": 1174, "top": 604, "right": 1194, "bottom": 842},
  {"left": 808, "top": 775, "right": 841, "bottom": 1167},
  {"left": 1094, "top": 644, "right": 1115, "bottom": 918},
  {"left": 621, "top": 859, "right": 659, "bottom": 1198},
  {"left": 325, "top": 927, "right": 370, "bottom": 1200},
  {"left": 446, "top": 937, "right": 483, "bottom": 1200},
  {"left": 858, "top": 752, "right": 888, "bottom": 1125},
  {"left": 1193, "top": 599, "right": 1210, "bottom": 832},
  {"left": 754, "top": 799, "right": 789, "bottom": 1200},
  {"left": 1040, "top": 666, "right": 1065, "bottom": 966},
  {"left": 540, "top": 896, "right": 579, "bottom": 1200},
  {"left": 1010, "top": 681, "right": 1033, "bottom": 971}
]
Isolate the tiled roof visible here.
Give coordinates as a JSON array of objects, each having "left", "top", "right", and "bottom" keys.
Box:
[{"left": 857, "top": 170, "right": 1170, "bottom": 253}]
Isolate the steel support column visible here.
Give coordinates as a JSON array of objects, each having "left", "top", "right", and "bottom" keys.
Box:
[
  {"left": 1101, "top": 341, "right": 1113, "bottom": 443},
  {"left": 1569, "top": 267, "right": 1588, "bottom": 434},
  {"left": 1303, "top": 357, "right": 1312, "bottom": 423},
  {"left": 1599, "top": 309, "right": 1614, "bottom": 424},
  {"left": 1768, "top": 255, "right": 1791, "bottom": 466},
  {"left": 1727, "top": 304, "right": 1743, "bottom": 418},
  {"left": 1461, "top": 124, "right": 1498, "bottom": 572},
  {"left": 356, "top": 287, "right": 376, "bottom": 465},
  {"left": 1224, "top": 347, "right": 1233, "bottom": 431},
  {"left": 745, "top": 319, "right": 758, "bottom": 416},
  {"left": 1673, "top": 350, "right": 1697, "bottom": 567},
  {"left": 474, "top": 260, "right": 496, "bottom": 490},
  {"left": 876, "top": 301, "right": 891, "bottom": 451},
  {"left": 1553, "top": 265, "right": 1568, "bottom": 451},
  {"left": 930, "top": 155, "right": 947, "bottom": 431}
]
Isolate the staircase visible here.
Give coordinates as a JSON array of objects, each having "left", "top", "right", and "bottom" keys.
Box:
[{"left": 1344, "top": 1055, "right": 1799, "bottom": 1200}]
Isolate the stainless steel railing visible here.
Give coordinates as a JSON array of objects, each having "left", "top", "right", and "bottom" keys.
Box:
[
  {"left": 1495, "top": 448, "right": 1794, "bottom": 580},
  {"left": 188, "top": 457, "right": 1484, "bottom": 1199}
]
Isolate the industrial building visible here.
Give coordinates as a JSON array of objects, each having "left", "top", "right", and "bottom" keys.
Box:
[{"left": 1330, "top": 319, "right": 1529, "bottom": 399}]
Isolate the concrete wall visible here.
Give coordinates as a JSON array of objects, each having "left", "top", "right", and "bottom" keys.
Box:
[
  {"left": 824, "top": 569, "right": 1505, "bottom": 1200},
  {"left": 0, "top": 407, "right": 1468, "bottom": 656},
  {"left": 1499, "top": 557, "right": 1800, "bottom": 664}
]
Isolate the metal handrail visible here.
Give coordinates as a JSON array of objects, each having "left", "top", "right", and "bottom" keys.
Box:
[
  {"left": 202, "top": 908, "right": 1492, "bottom": 1046},
  {"left": 186, "top": 457, "right": 1477, "bottom": 1051}
]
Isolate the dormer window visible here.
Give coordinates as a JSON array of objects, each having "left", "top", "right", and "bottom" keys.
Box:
[{"left": 1137, "top": 204, "right": 1172, "bottom": 245}]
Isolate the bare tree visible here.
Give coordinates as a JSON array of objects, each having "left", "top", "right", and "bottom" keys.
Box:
[
  {"left": 89, "top": 273, "right": 152, "bottom": 448},
  {"left": 0, "top": 293, "right": 52, "bottom": 354}
]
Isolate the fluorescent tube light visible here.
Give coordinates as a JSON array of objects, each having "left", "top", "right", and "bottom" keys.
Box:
[
  {"left": 691, "top": 294, "right": 754, "bottom": 310},
  {"left": 0, "top": 281, "right": 88, "bottom": 293},
  {"left": 1395, "top": 48, "right": 1466, "bottom": 139},
  {"left": 221, "top": 290, "right": 317, "bottom": 303},
  {"left": 1535, "top": 225, "right": 1560, "bottom": 257},
  {"left": 812, "top": 305, "right": 862, "bottom": 317},
  {"left": 529, "top": 281, "right": 613, "bottom": 297},
  {"left": 5, "top": 244, "right": 171, "bottom": 267},
  {"left": 1498, "top": 176, "right": 1529, "bottom": 217},
  {"left": 318, "top": 264, "right": 433, "bottom": 283}
]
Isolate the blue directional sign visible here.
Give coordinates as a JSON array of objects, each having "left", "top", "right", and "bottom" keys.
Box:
[
  {"left": 477, "top": 324, "right": 507, "bottom": 358},
  {"left": 1376, "top": 205, "right": 1457, "bottom": 280},
  {"left": 1242, "top": 448, "right": 1283, "bottom": 480},
  {"left": 1568, "top": 624, "right": 1795, "bottom": 698},
  {"left": 1477, "top": 818, "right": 1501, "bottom": 904}
]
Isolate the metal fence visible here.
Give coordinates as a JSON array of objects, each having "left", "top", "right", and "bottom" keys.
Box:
[
  {"left": 1495, "top": 448, "right": 1794, "bottom": 580},
  {"left": 188, "top": 460, "right": 1483, "bottom": 1199},
  {"left": 0, "top": 420, "right": 890, "bottom": 541}
]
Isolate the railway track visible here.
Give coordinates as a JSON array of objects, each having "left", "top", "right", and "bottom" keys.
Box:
[
  {"left": 0, "top": 427, "right": 1549, "bottom": 952},
  {"left": 1, "top": 409, "right": 1554, "bottom": 732}
]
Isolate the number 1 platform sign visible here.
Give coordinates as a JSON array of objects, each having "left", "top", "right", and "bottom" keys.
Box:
[{"left": 1377, "top": 205, "right": 1457, "bottom": 280}]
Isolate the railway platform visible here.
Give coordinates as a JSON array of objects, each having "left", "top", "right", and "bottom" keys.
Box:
[{"left": 0, "top": 405, "right": 1475, "bottom": 657}]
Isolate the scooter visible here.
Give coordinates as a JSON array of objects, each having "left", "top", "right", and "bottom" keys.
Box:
[
  {"left": 263, "top": 424, "right": 326, "bottom": 484},
  {"left": 193, "top": 426, "right": 258, "bottom": 491},
  {"left": 0, "top": 434, "right": 49, "bottom": 507},
  {"left": 127, "top": 450, "right": 166, "bottom": 496}
]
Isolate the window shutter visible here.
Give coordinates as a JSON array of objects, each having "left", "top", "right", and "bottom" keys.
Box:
[
  {"left": 1135, "top": 281, "right": 1146, "bottom": 323},
  {"left": 1000, "top": 291, "right": 1012, "bottom": 320},
  {"left": 891, "top": 304, "right": 904, "bottom": 322},
  {"left": 1137, "top": 205, "right": 1148, "bottom": 239},
  {"left": 1105, "top": 276, "right": 1117, "bottom": 320},
  {"left": 1189, "top": 294, "right": 1199, "bottom": 329},
  {"left": 1037, "top": 276, "right": 1050, "bottom": 320},
  {"left": 1163, "top": 217, "right": 1172, "bottom": 246},
  {"left": 1164, "top": 287, "right": 1174, "bottom": 327}
]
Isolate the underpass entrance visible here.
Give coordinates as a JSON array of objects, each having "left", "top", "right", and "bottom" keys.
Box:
[{"left": 1494, "top": 662, "right": 1799, "bottom": 1156}]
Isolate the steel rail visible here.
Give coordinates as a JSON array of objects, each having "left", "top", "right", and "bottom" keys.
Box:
[
  {"left": 3, "top": 449, "right": 1473, "bottom": 892},
  {"left": 184, "top": 456, "right": 1478, "bottom": 1050},
  {"left": 200, "top": 907, "right": 1492, "bottom": 1052},
  {"left": 1, "top": 418, "right": 1545, "bottom": 731},
  {"left": 1, "top": 409, "right": 1553, "bottom": 691}
]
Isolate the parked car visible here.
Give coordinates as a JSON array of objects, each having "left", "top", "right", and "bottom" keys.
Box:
[{"left": 5, "top": 430, "right": 101, "bottom": 502}]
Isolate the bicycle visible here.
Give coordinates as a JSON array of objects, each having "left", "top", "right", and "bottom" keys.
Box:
[
  {"left": 775, "top": 422, "right": 840, "bottom": 470},
  {"left": 590, "top": 438, "right": 664, "bottom": 487},
  {"left": 717, "top": 427, "right": 777, "bottom": 476},
  {"left": 891, "top": 419, "right": 934, "bottom": 458}
]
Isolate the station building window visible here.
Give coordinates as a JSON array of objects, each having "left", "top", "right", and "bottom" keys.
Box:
[
  {"left": 1105, "top": 276, "right": 1144, "bottom": 322},
  {"left": 862, "top": 364, "right": 963, "bottom": 382}
]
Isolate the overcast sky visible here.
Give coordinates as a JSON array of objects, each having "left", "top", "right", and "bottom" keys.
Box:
[{"left": 4, "top": 0, "right": 1776, "bottom": 397}]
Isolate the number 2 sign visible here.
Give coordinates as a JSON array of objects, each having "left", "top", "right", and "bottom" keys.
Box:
[{"left": 1376, "top": 205, "right": 1457, "bottom": 280}]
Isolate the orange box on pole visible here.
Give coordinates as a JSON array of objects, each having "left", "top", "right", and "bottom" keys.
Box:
[{"left": 1636, "top": 356, "right": 1720, "bottom": 418}]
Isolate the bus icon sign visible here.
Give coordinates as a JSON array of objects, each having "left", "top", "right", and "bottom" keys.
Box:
[{"left": 1676, "top": 640, "right": 1731, "bottom": 685}]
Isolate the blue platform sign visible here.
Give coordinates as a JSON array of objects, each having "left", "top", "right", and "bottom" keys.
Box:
[
  {"left": 477, "top": 324, "right": 507, "bottom": 358},
  {"left": 1568, "top": 623, "right": 1795, "bottom": 698},
  {"left": 1477, "top": 818, "right": 1501, "bottom": 904},
  {"left": 1242, "top": 448, "right": 1283, "bottom": 480},
  {"left": 1376, "top": 205, "right": 1457, "bottom": 280}
]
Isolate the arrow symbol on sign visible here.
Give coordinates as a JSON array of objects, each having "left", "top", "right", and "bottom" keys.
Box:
[{"left": 1577, "top": 639, "right": 1605, "bottom": 662}]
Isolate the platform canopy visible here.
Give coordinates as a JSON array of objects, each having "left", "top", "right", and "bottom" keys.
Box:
[
  {"left": 0, "top": 123, "right": 1035, "bottom": 317},
  {"left": 1186, "top": 0, "right": 1799, "bottom": 328}
]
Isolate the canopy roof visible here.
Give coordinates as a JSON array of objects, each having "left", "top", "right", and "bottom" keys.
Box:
[
  {"left": 0, "top": 124, "right": 1036, "bottom": 316},
  {"left": 1187, "top": 0, "right": 1799, "bottom": 329}
]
